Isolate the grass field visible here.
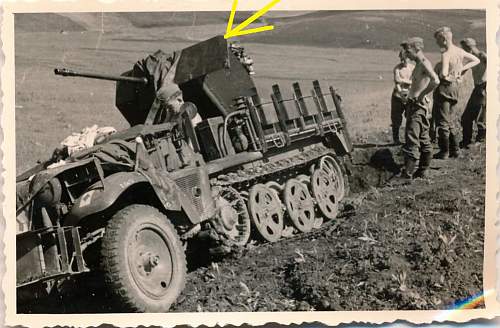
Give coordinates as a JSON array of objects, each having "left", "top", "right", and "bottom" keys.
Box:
[{"left": 14, "top": 9, "right": 482, "bottom": 172}]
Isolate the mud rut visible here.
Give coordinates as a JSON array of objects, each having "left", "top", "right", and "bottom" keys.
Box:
[{"left": 17, "top": 144, "right": 485, "bottom": 313}]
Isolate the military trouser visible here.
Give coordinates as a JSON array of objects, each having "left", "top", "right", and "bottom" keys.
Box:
[
  {"left": 429, "top": 91, "right": 439, "bottom": 143},
  {"left": 434, "top": 93, "right": 460, "bottom": 153},
  {"left": 391, "top": 94, "right": 408, "bottom": 143},
  {"left": 461, "top": 82, "right": 486, "bottom": 144},
  {"left": 403, "top": 101, "right": 433, "bottom": 161}
]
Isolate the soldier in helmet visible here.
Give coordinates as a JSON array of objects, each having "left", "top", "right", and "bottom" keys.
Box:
[
  {"left": 399, "top": 37, "right": 440, "bottom": 179},
  {"left": 433, "top": 27, "right": 479, "bottom": 159},
  {"left": 156, "top": 88, "right": 185, "bottom": 124},
  {"left": 460, "top": 37, "right": 487, "bottom": 148}
]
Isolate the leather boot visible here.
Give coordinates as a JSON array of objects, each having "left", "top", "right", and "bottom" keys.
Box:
[
  {"left": 434, "top": 134, "right": 449, "bottom": 159},
  {"left": 413, "top": 152, "right": 432, "bottom": 178},
  {"left": 401, "top": 157, "right": 417, "bottom": 179},
  {"left": 459, "top": 141, "right": 471, "bottom": 149},
  {"left": 449, "top": 134, "right": 460, "bottom": 158}
]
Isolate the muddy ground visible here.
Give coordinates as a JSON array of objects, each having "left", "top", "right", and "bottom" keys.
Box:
[
  {"left": 18, "top": 142, "right": 485, "bottom": 313},
  {"left": 170, "top": 144, "right": 485, "bottom": 312}
]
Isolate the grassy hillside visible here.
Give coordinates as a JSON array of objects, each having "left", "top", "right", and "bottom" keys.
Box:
[
  {"left": 15, "top": 10, "right": 485, "bottom": 51},
  {"left": 118, "top": 11, "right": 262, "bottom": 28},
  {"left": 15, "top": 13, "right": 86, "bottom": 32},
  {"left": 249, "top": 10, "right": 486, "bottom": 51},
  {"left": 15, "top": 11, "right": 262, "bottom": 32}
]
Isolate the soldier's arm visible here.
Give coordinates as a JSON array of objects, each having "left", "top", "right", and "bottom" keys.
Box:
[
  {"left": 393, "top": 66, "right": 403, "bottom": 83},
  {"left": 417, "top": 58, "right": 440, "bottom": 102},
  {"left": 394, "top": 66, "right": 412, "bottom": 87},
  {"left": 422, "top": 58, "right": 440, "bottom": 86},
  {"left": 393, "top": 66, "right": 403, "bottom": 92},
  {"left": 461, "top": 50, "right": 480, "bottom": 73}
]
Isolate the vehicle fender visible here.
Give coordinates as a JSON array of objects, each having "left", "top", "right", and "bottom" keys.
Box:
[{"left": 64, "top": 172, "right": 180, "bottom": 226}]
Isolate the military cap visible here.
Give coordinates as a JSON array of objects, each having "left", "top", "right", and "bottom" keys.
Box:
[
  {"left": 460, "top": 37, "right": 477, "bottom": 47},
  {"left": 401, "top": 37, "right": 424, "bottom": 48}
]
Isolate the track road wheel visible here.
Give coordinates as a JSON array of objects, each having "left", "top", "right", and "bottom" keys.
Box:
[
  {"left": 214, "top": 187, "right": 251, "bottom": 246},
  {"left": 283, "top": 179, "right": 315, "bottom": 233},
  {"left": 319, "top": 155, "right": 346, "bottom": 201},
  {"left": 100, "top": 205, "right": 186, "bottom": 312},
  {"left": 311, "top": 169, "right": 339, "bottom": 220},
  {"left": 248, "top": 184, "right": 284, "bottom": 242}
]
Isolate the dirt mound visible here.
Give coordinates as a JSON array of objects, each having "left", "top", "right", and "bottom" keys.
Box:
[{"left": 344, "top": 146, "right": 403, "bottom": 193}]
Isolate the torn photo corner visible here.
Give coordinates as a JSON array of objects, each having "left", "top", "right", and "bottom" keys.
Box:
[{"left": 2, "top": 0, "right": 500, "bottom": 327}]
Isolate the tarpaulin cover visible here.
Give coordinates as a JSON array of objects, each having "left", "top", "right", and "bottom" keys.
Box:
[{"left": 116, "top": 50, "right": 181, "bottom": 126}]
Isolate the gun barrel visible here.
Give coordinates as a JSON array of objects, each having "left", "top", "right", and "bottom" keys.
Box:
[{"left": 54, "top": 68, "right": 148, "bottom": 84}]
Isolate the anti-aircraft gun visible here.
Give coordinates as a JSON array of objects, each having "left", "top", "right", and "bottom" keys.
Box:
[{"left": 16, "top": 35, "right": 352, "bottom": 312}]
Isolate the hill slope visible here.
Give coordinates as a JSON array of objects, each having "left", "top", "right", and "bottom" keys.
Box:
[
  {"left": 15, "top": 13, "right": 86, "bottom": 32},
  {"left": 15, "top": 10, "right": 485, "bottom": 51},
  {"left": 248, "top": 10, "right": 486, "bottom": 51},
  {"left": 15, "top": 11, "right": 263, "bottom": 32}
]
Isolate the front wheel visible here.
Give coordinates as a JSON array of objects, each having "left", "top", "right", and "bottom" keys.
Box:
[{"left": 100, "top": 205, "right": 186, "bottom": 312}]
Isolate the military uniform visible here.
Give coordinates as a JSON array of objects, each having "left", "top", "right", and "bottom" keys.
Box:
[
  {"left": 434, "top": 82, "right": 461, "bottom": 156},
  {"left": 399, "top": 37, "right": 438, "bottom": 179},
  {"left": 433, "top": 51, "right": 464, "bottom": 158},
  {"left": 391, "top": 60, "right": 414, "bottom": 144},
  {"left": 460, "top": 38, "right": 487, "bottom": 146},
  {"left": 403, "top": 97, "right": 433, "bottom": 164},
  {"left": 433, "top": 27, "right": 480, "bottom": 158},
  {"left": 461, "top": 81, "right": 486, "bottom": 144},
  {"left": 429, "top": 62, "right": 442, "bottom": 143}
]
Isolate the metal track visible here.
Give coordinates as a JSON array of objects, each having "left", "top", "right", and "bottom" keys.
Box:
[
  {"left": 211, "top": 144, "right": 336, "bottom": 189},
  {"left": 206, "top": 144, "right": 349, "bottom": 252}
]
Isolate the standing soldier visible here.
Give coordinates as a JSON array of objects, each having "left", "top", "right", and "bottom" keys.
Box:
[
  {"left": 391, "top": 49, "right": 415, "bottom": 144},
  {"left": 460, "top": 38, "right": 487, "bottom": 148},
  {"left": 429, "top": 61, "right": 443, "bottom": 144},
  {"left": 399, "top": 37, "right": 440, "bottom": 178},
  {"left": 433, "top": 27, "right": 479, "bottom": 159}
]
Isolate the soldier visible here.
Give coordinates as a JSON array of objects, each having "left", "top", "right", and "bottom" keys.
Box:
[
  {"left": 399, "top": 37, "right": 440, "bottom": 179},
  {"left": 460, "top": 37, "right": 487, "bottom": 148},
  {"left": 433, "top": 27, "right": 479, "bottom": 159},
  {"left": 429, "top": 61, "right": 443, "bottom": 144},
  {"left": 156, "top": 88, "right": 185, "bottom": 124},
  {"left": 391, "top": 49, "right": 415, "bottom": 144}
]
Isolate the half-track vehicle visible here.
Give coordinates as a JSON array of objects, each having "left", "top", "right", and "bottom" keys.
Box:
[{"left": 16, "top": 35, "right": 353, "bottom": 312}]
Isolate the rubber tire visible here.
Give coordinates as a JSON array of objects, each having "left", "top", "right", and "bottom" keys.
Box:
[{"left": 100, "top": 205, "right": 186, "bottom": 312}]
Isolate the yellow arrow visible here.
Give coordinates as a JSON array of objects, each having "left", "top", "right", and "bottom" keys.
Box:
[{"left": 224, "top": 0, "right": 281, "bottom": 39}]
